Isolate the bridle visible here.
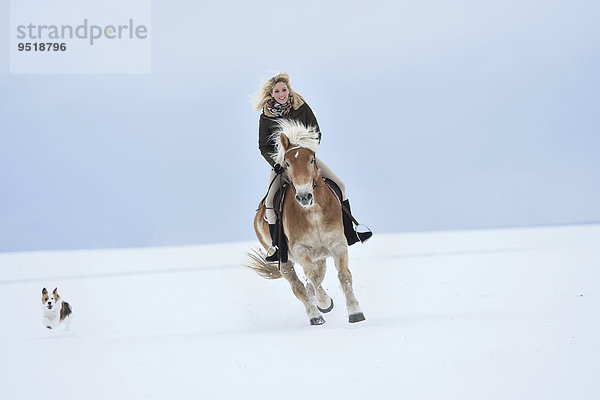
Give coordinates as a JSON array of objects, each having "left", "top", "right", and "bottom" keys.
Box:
[
  {"left": 257, "top": 145, "right": 318, "bottom": 213},
  {"left": 283, "top": 145, "right": 319, "bottom": 189}
]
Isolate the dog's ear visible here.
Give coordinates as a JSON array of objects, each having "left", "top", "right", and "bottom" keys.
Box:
[
  {"left": 53, "top": 288, "right": 58, "bottom": 294},
  {"left": 42, "top": 288, "right": 48, "bottom": 294}
]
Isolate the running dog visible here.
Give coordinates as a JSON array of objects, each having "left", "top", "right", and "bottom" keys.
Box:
[{"left": 41, "top": 287, "right": 72, "bottom": 330}]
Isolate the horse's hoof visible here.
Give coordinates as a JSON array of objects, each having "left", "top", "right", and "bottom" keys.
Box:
[
  {"left": 317, "top": 297, "right": 334, "bottom": 313},
  {"left": 349, "top": 312, "right": 366, "bottom": 323},
  {"left": 310, "top": 316, "right": 326, "bottom": 326}
]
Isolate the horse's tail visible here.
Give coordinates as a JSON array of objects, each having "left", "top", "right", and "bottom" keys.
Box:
[{"left": 244, "top": 248, "right": 282, "bottom": 279}]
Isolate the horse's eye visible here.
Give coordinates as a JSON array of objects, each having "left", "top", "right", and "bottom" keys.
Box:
[
  {"left": 310, "top": 159, "right": 314, "bottom": 164},
  {"left": 285, "top": 162, "right": 290, "bottom": 168}
]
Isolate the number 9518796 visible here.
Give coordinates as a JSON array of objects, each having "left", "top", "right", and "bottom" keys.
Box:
[{"left": 18, "top": 43, "right": 67, "bottom": 51}]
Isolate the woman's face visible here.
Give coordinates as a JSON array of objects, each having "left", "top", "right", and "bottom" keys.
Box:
[{"left": 271, "top": 81, "right": 290, "bottom": 104}]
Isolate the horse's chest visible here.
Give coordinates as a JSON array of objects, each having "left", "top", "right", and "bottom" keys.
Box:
[
  {"left": 284, "top": 204, "right": 342, "bottom": 258},
  {"left": 308, "top": 212, "right": 321, "bottom": 225},
  {"left": 301, "top": 210, "right": 327, "bottom": 235},
  {"left": 294, "top": 214, "right": 335, "bottom": 247}
]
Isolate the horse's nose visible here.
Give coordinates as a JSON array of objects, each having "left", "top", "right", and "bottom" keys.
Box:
[{"left": 295, "top": 193, "right": 313, "bottom": 206}]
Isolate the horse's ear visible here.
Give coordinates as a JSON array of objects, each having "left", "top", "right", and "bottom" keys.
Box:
[{"left": 280, "top": 134, "right": 291, "bottom": 151}]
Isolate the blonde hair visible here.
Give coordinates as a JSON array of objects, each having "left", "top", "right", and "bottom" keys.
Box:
[{"left": 252, "top": 72, "right": 301, "bottom": 111}]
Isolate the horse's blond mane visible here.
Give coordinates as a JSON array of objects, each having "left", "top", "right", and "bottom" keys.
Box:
[{"left": 271, "top": 119, "right": 320, "bottom": 165}]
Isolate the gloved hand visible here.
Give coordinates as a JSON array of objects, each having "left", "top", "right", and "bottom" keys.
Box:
[{"left": 273, "top": 163, "right": 284, "bottom": 174}]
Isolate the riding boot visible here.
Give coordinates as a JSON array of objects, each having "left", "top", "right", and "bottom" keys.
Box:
[
  {"left": 266, "top": 223, "right": 289, "bottom": 264},
  {"left": 342, "top": 199, "right": 373, "bottom": 245}
]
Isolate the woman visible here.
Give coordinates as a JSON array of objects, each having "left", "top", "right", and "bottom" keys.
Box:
[{"left": 254, "top": 73, "right": 371, "bottom": 263}]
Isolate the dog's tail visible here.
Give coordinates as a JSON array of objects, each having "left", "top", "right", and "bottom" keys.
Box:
[{"left": 60, "top": 301, "right": 72, "bottom": 322}]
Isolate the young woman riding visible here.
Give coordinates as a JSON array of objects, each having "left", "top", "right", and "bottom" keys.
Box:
[{"left": 254, "top": 73, "right": 371, "bottom": 263}]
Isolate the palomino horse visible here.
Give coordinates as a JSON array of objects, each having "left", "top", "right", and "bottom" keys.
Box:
[{"left": 247, "top": 119, "right": 365, "bottom": 326}]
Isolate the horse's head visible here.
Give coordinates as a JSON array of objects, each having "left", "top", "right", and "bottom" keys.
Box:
[{"left": 280, "top": 133, "right": 319, "bottom": 208}]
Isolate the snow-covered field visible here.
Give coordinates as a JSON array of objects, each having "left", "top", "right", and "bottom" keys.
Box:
[{"left": 1, "top": 225, "right": 599, "bottom": 399}]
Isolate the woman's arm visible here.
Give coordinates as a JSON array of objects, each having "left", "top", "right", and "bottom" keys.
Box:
[
  {"left": 305, "top": 104, "right": 322, "bottom": 143},
  {"left": 258, "top": 115, "right": 276, "bottom": 167}
]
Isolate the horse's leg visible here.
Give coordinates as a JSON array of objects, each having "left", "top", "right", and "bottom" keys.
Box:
[
  {"left": 305, "top": 259, "right": 334, "bottom": 313},
  {"left": 332, "top": 246, "right": 365, "bottom": 323},
  {"left": 280, "top": 261, "right": 325, "bottom": 326}
]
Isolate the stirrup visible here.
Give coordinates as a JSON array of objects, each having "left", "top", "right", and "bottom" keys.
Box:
[
  {"left": 265, "top": 245, "right": 280, "bottom": 264},
  {"left": 356, "top": 224, "right": 372, "bottom": 244}
]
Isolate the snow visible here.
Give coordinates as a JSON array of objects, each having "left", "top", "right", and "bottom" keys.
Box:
[{"left": 1, "top": 225, "right": 599, "bottom": 399}]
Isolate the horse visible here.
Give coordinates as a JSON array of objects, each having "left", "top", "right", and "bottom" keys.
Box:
[{"left": 247, "top": 119, "right": 365, "bottom": 326}]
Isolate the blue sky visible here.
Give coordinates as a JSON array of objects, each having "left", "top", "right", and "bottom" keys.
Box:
[{"left": 1, "top": 0, "right": 599, "bottom": 252}]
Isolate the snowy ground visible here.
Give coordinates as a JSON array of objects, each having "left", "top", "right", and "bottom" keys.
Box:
[{"left": 1, "top": 225, "right": 599, "bottom": 399}]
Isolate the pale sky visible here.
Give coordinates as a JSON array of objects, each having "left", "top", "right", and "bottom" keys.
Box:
[{"left": 1, "top": 0, "right": 599, "bottom": 252}]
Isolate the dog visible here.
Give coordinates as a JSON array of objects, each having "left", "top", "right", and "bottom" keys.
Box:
[{"left": 41, "top": 287, "right": 72, "bottom": 330}]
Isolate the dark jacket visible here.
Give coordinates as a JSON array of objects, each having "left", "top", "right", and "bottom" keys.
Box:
[{"left": 258, "top": 101, "right": 322, "bottom": 167}]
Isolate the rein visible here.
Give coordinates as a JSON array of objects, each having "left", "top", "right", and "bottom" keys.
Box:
[{"left": 255, "top": 171, "right": 288, "bottom": 212}]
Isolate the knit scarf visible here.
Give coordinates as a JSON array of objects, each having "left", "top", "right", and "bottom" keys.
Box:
[{"left": 266, "top": 93, "right": 293, "bottom": 118}]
